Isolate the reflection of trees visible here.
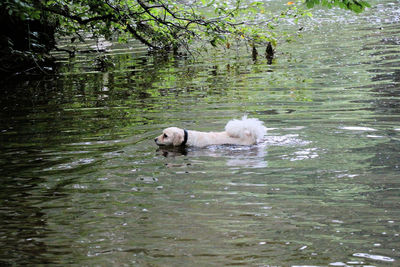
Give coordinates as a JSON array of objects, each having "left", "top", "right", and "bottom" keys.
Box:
[
  {"left": 367, "top": 71, "right": 400, "bottom": 172},
  {"left": 370, "top": 69, "right": 400, "bottom": 115},
  {"left": 0, "top": 175, "right": 54, "bottom": 265},
  {"left": 0, "top": 45, "right": 314, "bottom": 162},
  {"left": 362, "top": 32, "right": 400, "bottom": 172},
  {"left": 0, "top": 47, "right": 312, "bottom": 265}
]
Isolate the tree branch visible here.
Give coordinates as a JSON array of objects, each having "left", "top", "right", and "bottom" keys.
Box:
[{"left": 38, "top": 3, "right": 113, "bottom": 25}]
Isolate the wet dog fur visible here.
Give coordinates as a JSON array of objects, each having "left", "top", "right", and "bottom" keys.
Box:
[{"left": 155, "top": 116, "right": 266, "bottom": 148}]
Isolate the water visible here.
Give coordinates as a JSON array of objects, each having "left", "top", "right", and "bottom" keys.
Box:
[{"left": 0, "top": 1, "right": 399, "bottom": 266}]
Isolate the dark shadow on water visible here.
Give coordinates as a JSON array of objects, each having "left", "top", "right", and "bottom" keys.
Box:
[
  {"left": 156, "top": 146, "right": 188, "bottom": 157},
  {"left": 0, "top": 175, "right": 56, "bottom": 266}
]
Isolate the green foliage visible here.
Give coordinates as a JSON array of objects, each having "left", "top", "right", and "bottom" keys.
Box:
[
  {"left": 1, "top": 0, "right": 39, "bottom": 20},
  {"left": 305, "top": 0, "right": 371, "bottom": 13},
  {"left": 0, "top": 0, "right": 58, "bottom": 74},
  {"left": 2, "top": 0, "right": 315, "bottom": 54},
  {"left": 1, "top": 0, "right": 370, "bottom": 74}
]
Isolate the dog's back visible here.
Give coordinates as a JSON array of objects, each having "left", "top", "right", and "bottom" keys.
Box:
[{"left": 224, "top": 116, "right": 266, "bottom": 143}]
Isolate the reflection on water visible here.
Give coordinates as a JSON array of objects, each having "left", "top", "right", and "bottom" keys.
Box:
[
  {"left": 1, "top": 0, "right": 400, "bottom": 265},
  {"left": 158, "top": 142, "right": 268, "bottom": 168}
]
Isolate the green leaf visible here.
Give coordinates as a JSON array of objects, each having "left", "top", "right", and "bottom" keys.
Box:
[{"left": 305, "top": 0, "right": 371, "bottom": 13}]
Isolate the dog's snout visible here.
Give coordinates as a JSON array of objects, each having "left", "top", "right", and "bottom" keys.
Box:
[{"left": 154, "top": 138, "right": 158, "bottom": 143}]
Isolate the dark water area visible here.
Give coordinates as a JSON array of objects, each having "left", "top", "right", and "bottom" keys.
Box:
[{"left": 0, "top": 1, "right": 399, "bottom": 266}]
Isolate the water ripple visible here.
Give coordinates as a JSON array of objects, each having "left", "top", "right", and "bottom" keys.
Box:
[{"left": 353, "top": 252, "right": 395, "bottom": 262}]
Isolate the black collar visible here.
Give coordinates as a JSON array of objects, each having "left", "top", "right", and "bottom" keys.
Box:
[{"left": 182, "top": 129, "right": 188, "bottom": 146}]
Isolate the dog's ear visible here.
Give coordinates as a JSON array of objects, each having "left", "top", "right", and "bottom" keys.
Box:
[{"left": 172, "top": 130, "right": 184, "bottom": 146}]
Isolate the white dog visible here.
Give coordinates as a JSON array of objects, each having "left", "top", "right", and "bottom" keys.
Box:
[{"left": 155, "top": 116, "right": 266, "bottom": 147}]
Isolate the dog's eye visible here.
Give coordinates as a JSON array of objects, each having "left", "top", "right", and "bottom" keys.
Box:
[{"left": 163, "top": 134, "right": 168, "bottom": 138}]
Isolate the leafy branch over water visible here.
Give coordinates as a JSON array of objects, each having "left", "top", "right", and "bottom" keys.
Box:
[
  {"left": 34, "top": 0, "right": 307, "bottom": 51},
  {"left": 305, "top": 0, "right": 371, "bottom": 13},
  {"left": 1, "top": 0, "right": 370, "bottom": 75}
]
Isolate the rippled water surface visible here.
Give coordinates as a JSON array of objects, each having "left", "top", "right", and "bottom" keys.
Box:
[{"left": 1, "top": 1, "right": 399, "bottom": 266}]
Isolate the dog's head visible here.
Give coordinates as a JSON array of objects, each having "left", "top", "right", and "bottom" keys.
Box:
[{"left": 155, "top": 127, "right": 185, "bottom": 146}]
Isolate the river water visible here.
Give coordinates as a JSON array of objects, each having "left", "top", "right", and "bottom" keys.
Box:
[{"left": 0, "top": 1, "right": 399, "bottom": 266}]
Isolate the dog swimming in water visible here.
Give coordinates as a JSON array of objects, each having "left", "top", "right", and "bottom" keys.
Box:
[{"left": 155, "top": 116, "right": 266, "bottom": 148}]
